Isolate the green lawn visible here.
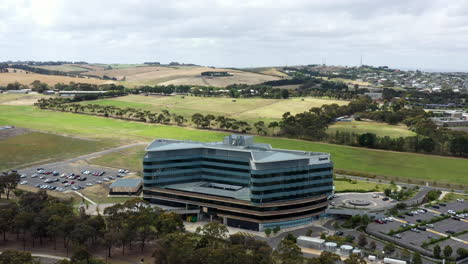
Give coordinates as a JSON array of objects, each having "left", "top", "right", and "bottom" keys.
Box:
[
  {"left": 91, "top": 95, "right": 349, "bottom": 119},
  {"left": 0, "top": 105, "right": 467, "bottom": 186},
  {"left": 334, "top": 179, "right": 390, "bottom": 192},
  {"left": 0, "top": 131, "right": 115, "bottom": 171},
  {"left": 88, "top": 145, "right": 146, "bottom": 172},
  {"left": 328, "top": 120, "right": 416, "bottom": 138},
  {"left": 440, "top": 192, "right": 467, "bottom": 203}
]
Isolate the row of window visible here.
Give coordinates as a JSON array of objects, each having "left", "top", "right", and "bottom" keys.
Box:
[
  {"left": 251, "top": 182, "right": 332, "bottom": 195},
  {"left": 144, "top": 164, "right": 250, "bottom": 174},
  {"left": 251, "top": 167, "right": 332, "bottom": 179},
  {"left": 143, "top": 157, "right": 249, "bottom": 166},
  {"left": 252, "top": 174, "right": 332, "bottom": 187},
  {"left": 251, "top": 190, "right": 330, "bottom": 203},
  {"left": 144, "top": 171, "right": 249, "bottom": 183}
]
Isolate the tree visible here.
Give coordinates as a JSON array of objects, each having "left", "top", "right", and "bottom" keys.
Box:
[
  {"left": 412, "top": 252, "right": 422, "bottom": 264},
  {"left": 369, "top": 241, "right": 376, "bottom": 251},
  {"left": 344, "top": 254, "right": 366, "bottom": 264},
  {"left": 443, "top": 245, "right": 452, "bottom": 259},
  {"left": 4, "top": 172, "right": 20, "bottom": 200},
  {"left": 384, "top": 188, "right": 392, "bottom": 197},
  {"left": 457, "top": 248, "right": 468, "bottom": 259},
  {"left": 273, "top": 239, "right": 303, "bottom": 264},
  {"left": 0, "top": 250, "right": 38, "bottom": 264},
  {"left": 358, "top": 133, "right": 377, "bottom": 148},
  {"left": 309, "top": 251, "right": 341, "bottom": 264},
  {"left": 192, "top": 113, "right": 204, "bottom": 127},
  {"left": 383, "top": 243, "right": 395, "bottom": 255},
  {"left": 265, "top": 228, "right": 272, "bottom": 237},
  {"left": 281, "top": 89, "right": 289, "bottom": 99},
  {"left": 268, "top": 121, "right": 279, "bottom": 135},
  {"left": 357, "top": 234, "right": 367, "bottom": 247},
  {"left": 273, "top": 226, "right": 280, "bottom": 235},
  {"left": 433, "top": 244, "right": 441, "bottom": 258}
]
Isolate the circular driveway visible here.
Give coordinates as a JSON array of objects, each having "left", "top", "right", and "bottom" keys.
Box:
[{"left": 331, "top": 192, "right": 394, "bottom": 210}]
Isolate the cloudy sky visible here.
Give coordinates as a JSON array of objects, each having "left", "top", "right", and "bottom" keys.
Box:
[{"left": 1, "top": 0, "right": 468, "bottom": 71}]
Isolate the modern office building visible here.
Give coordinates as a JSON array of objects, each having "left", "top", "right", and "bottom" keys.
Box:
[{"left": 143, "top": 135, "right": 333, "bottom": 231}]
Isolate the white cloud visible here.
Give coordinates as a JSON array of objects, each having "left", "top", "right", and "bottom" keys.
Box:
[{"left": 0, "top": 0, "right": 468, "bottom": 70}]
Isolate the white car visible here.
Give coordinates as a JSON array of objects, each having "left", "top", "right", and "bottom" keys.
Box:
[
  {"left": 20, "top": 174, "right": 27, "bottom": 178},
  {"left": 64, "top": 183, "right": 71, "bottom": 187},
  {"left": 31, "top": 174, "right": 38, "bottom": 178},
  {"left": 96, "top": 180, "right": 102, "bottom": 184},
  {"left": 103, "top": 178, "right": 110, "bottom": 182},
  {"left": 85, "top": 183, "right": 93, "bottom": 186},
  {"left": 19, "top": 180, "right": 28, "bottom": 185}
]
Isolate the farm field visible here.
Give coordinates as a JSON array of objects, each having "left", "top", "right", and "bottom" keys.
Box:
[
  {"left": 0, "top": 93, "right": 47, "bottom": 105},
  {"left": 0, "top": 131, "right": 115, "bottom": 171},
  {"left": 327, "top": 120, "right": 416, "bottom": 138},
  {"left": 82, "top": 65, "right": 281, "bottom": 87},
  {"left": 1, "top": 105, "right": 465, "bottom": 186},
  {"left": 334, "top": 179, "right": 391, "bottom": 192},
  {"left": 81, "top": 95, "right": 350, "bottom": 121},
  {"left": 34, "top": 64, "right": 90, "bottom": 72},
  {"left": 0, "top": 72, "right": 114, "bottom": 86}
]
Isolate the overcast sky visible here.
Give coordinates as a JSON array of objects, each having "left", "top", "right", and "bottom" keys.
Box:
[{"left": 1, "top": 0, "right": 468, "bottom": 71}]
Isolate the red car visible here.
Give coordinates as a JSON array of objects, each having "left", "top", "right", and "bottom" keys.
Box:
[
  {"left": 374, "top": 219, "right": 384, "bottom": 224},
  {"left": 70, "top": 181, "right": 75, "bottom": 184}
]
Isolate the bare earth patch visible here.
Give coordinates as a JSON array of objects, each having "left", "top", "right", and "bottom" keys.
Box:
[{"left": 0, "top": 126, "right": 30, "bottom": 140}]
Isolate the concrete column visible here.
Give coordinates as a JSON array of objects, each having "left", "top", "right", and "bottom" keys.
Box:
[
  {"left": 210, "top": 215, "right": 213, "bottom": 222},
  {"left": 223, "top": 217, "right": 227, "bottom": 225}
]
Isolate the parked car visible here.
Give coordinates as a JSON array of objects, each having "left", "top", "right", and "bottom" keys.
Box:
[
  {"left": 432, "top": 205, "right": 440, "bottom": 209},
  {"left": 393, "top": 234, "right": 402, "bottom": 239},
  {"left": 446, "top": 230, "right": 455, "bottom": 235},
  {"left": 335, "top": 231, "right": 343, "bottom": 236},
  {"left": 20, "top": 174, "right": 27, "bottom": 178}
]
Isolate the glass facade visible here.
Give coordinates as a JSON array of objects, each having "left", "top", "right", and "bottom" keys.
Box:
[{"left": 143, "top": 135, "right": 334, "bottom": 231}]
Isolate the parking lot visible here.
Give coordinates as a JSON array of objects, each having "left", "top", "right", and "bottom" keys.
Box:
[
  {"left": 367, "top": 200, "right": 468, "bottom": 254},
  {"left": 14, "top": 162, "right": 130, "bottom": 193}
]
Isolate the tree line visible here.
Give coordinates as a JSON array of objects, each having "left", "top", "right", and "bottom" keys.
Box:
[
  {"left": 0, "top": 185, "right": 373, "bottom": 264},
  {"left": 357, "top": 105, "right": 468, "bottom": 157}
]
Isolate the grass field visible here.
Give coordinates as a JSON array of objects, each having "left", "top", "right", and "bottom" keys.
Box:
[
  {"left": 440, "top": 192, "right": 467, "bottom": 203},
  {"left": 0, "top": 131, "right": 115, "bottom": 171},
  {"left": 334, "top": 179, "right": 391, "bottom": 192},
  {"left": 0, "top": 105, "right": 466, "bottom": 186},
  {"left": 0, "top": 72, "right": 114, "bottom": 86},
  {"left": 0, "top": 93, "right": 47, "bottom": 105},
  {"left": 328, "top": 121, "right": 415, "bottom": 138},
  {"left": 88, "top": 145, "right": 145, "bottom": 172},
  {"left": 82, "top": 95, "right": 349, "bottom": 121},
  {"left": 34, "top": 64, "right": 90, "bottom": 72}
]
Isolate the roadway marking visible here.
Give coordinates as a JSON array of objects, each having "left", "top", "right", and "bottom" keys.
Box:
[
  {"left": 427, "top": 229, "right": 447, "bottom": 237},
  {"left": 425, "top": 208, "right": 441, "bottom": 214},
  {"left": 427, "top": 229, "right": 468, "bottom": 244},
  {"left": 235, "top": 232, "right": 254, "bottom": 237},
  {"left": 390, "top": 217, "right": 407, "bottom": 223}
]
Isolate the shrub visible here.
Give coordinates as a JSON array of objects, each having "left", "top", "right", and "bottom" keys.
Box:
[{"left": 265, "top": 228, "right": 272, "bottom": 237}]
